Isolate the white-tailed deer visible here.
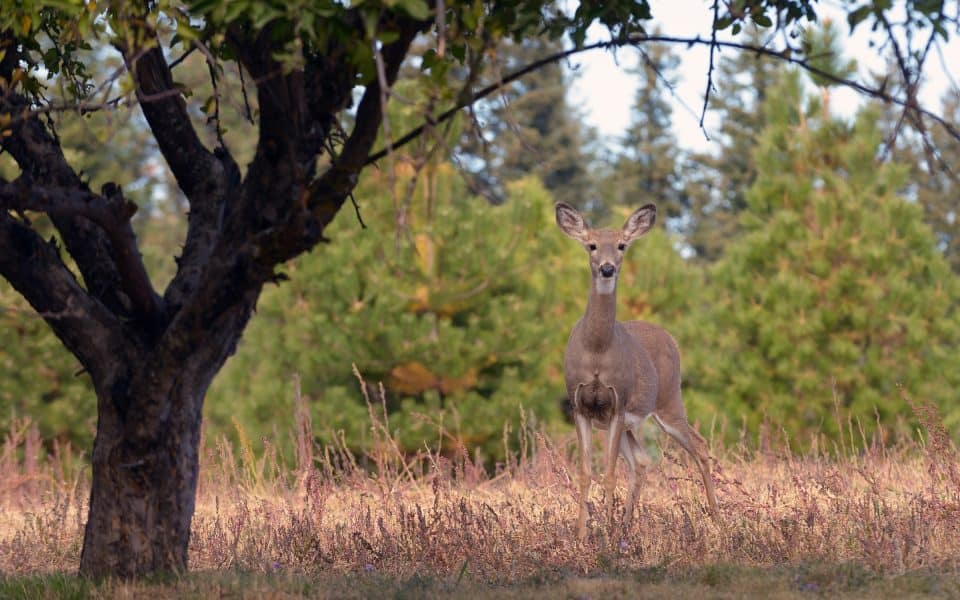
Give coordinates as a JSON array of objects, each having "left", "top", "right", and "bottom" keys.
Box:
[{"left": 555, "top": 202, "right": 720, "bottom": 540}]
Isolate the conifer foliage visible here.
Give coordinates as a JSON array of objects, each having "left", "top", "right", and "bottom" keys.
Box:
[{"left": 685, "top": 73, "right": 960, "bottom": 441}]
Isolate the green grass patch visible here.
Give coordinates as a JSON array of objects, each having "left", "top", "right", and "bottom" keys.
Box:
[{"left": 2, "top": 565, "right": 960, "bottom": 599}]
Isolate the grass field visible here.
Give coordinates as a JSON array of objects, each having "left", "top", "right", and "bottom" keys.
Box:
[{"left": 1, "top": 393, "right": 959, "bottom": 598}]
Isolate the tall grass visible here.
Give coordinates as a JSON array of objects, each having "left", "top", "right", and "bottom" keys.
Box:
[{"left": 1, "top": 378, "right": 958, "bottom": 585}]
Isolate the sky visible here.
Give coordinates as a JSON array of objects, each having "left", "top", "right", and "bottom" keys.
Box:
[{"left": 566, "top": 0, "right": 960, "bottom": 154}]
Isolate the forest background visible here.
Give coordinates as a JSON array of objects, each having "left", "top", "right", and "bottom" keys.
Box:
[{"left": 2, "top": 22, "right": 958, "bottom": 465}]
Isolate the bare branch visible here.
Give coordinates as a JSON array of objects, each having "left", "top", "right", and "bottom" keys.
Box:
[
  {"left": 0, "top": 180, "right": 163, "bottom": 325},
  {"left": 366, "top": 33, "right": 960, "bottom": 165},
  {"left": 700, "top": 0, "right": 720, "bottom": 138},
  {"left": 0, "top": 213, "right": 129, "bottom": 379}
]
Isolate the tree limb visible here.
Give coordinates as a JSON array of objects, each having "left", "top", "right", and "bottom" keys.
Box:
[
  {"left": 0, "top": 32, "right": 139, "bottom": 318},
  {"left": 117, "top": 22, "right": 225, "bottom": 201},
  {"left": 365, "top": 33, "right": 960, "bottom": 165},
  {"left": 309, "top": 20, "right": 422, "bottom": 228},
  {"left": 0, "top": 212, "right": 130, "bottom": 380},
  {"left": 115, "top": 8, "right": 236, "bottom": 313},
  {"left": 700, "top": 0, "right": 720, "bottom": 136},
  {"left": 0, "top": 180, "right": 163, "bottom": 326}
]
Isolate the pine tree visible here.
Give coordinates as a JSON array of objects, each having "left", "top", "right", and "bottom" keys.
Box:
[
  {"left": 458, "top": 36, "right": 595, "bottom": 206},
  {"left": 916, "top": 94, "right": 960, "bottom": 273},
  {"left": 683, "top": 71, "right": 960, "bottom": 446},
  {"left": 609, "top": 42, "right": 685, "bottom": 226},
  {"left": 879, "top": 90, "right": 960, "bottom": 274},
  {"left": 685, "top": 29, "right": 785, "bottom": 261},
  {"left": 206, "top": 165, "right": 702, "bottom": 462},
  {"left": 207, "top": 165, "right": 572, "bottom": 461}
]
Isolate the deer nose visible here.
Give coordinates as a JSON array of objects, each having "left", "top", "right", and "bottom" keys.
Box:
[{"left": 599, "top": 263, "right": 616, "bottom": 278}]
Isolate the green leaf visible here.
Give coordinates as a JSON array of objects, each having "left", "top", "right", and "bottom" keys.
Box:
[
  {"left": 752, "top": 13, "right": 773, "bottom": 28},
  {"left": 397, "top": 0, "right": 432, "bottom": 21},
  {"left": 362, "top": 8, "right": 378, "bottom": 38},
  {"left": 189, "top": 0, "right": 221, "bottom": 15},
  {"left": 378, "top": 30, "right": 399, "bottom": 45},
  {"left": 846, "top": 5, "right": 871, "bottom": 32}
]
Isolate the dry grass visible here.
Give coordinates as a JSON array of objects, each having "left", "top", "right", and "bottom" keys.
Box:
[{"left": 1, "top": 387, "right": 960, "bottom": 597}]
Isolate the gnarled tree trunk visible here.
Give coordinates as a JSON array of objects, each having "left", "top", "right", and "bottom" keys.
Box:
[
  {"left": 78, "top": 339, "right": 246, "bottom": 577},
  {"left": 80, "top": 380, "right": 207, "bottom": 576},
  {"left": 0, "top": 13, "right": 423, "bottom": 577}
]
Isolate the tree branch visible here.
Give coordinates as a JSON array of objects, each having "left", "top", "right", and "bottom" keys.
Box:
[
  {"left": 115, "top": 8, "right": 237, "bottom": 313},
  {"left": 0, "top": 212, "right": 130, "bottom": 380},
  {"left": 0, "top": 32, "right": 140, "bottom": 318},
  {"left": 700, "top": 0, "right": 720, "bottom": 136},
  {"left": 308, "top": 20, "right": 422, "bottom": 227},
  {"left": 0, "top": 180, "right": 163, "bottom": 326},
  {"left": 365, "top": 33, "right": 960, "bottom": 165},
  {"left": 117, "top": 24, "right": 225, "bottom": 200}
]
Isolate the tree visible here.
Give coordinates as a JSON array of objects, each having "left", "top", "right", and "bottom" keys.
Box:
[
  {"left": 209, "top": 172, "right": 572, "bottom": 462},
  {"left": 683, "top": 72, "right": 960, "bottom": 445},
  {"left": 0, "top": 0, "right": 955, "bottom": 578},
  {"left": 912, "top": 93, "right": 960, "bottom": 273},
  {"left": 684, "top": 28, "right": 786, "bottom": 260},
  {"left": 0, "top": 0, "right": 653, "bottom": 578},
  {"left": 878, "top": 89, "right": 960, "bottom": 274},
  {"left": 609, "top": 39, "right": 684, "bottom": 224},
  {"left": 457, "top": 35, "right": 596, "bottom": 206}
]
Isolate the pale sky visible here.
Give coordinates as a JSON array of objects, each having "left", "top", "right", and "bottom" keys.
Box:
[{"left": 567, "top": 0, "right": 960, "bottom": 154}]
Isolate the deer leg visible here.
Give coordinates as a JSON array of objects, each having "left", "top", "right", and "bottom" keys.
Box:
[
  {"left": 574, "top": 412, "right": 592, "bottom": 541},
  {"left": 603, "top": 387, "right": 624, "bottom": 530},
  {"left": 619, "top": 430, "right": 648, "bottom": 529},
  {"left": 653, "top": 414, "right": 722, "bottom": 523},
  {"left": 573, "top": 385, "right": 592, "bottom": 541}
]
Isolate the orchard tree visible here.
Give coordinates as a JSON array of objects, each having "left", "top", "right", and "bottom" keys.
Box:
[{"left": 0, "top": 0, "right": 957, "bottom": 579}]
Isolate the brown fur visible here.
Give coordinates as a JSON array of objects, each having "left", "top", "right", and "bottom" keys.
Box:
[{"left": 555, "top": 202, "right": 721, "bottom": 540}]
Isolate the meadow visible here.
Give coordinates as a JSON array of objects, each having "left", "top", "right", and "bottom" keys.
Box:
[{"left": 1, "top": 386, "right": 959, "bottom": 598}]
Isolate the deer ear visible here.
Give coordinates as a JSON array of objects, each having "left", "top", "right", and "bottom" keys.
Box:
[
  {"left": 622, "top": 204, "right": 656, "bottom": 243},
  {"left": 555, "top": 202, "right": 589, "bottom": 242}
]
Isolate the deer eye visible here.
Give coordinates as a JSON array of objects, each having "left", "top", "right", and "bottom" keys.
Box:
[
  {"left": 588, "top": 243, "right": 597, "bottom": 251},
  {"left": 618, "top": 243, "right": 626, "bottom": 251}
]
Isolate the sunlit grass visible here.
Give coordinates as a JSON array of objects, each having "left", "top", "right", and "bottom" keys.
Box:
[{"left": 1, "top": 383, "right": 959, "bottom": 596}]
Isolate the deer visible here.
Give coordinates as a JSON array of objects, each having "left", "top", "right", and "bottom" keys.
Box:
[{"left": 555, "top": 201, "right": 721, "bottom": 540}]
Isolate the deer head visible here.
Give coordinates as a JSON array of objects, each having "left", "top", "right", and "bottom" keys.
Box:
[{"left": 555, "top": 202, "right": 657, "bottom": 295}]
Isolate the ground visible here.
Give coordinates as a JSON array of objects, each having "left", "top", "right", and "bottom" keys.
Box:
[{"left": 1, "top": 410, "right": 959, "bottom": 598}]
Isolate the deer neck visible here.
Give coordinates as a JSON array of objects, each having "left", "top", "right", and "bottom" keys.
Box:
[{"left": 581, "top": 277, "right": 618, "bottom": 352}]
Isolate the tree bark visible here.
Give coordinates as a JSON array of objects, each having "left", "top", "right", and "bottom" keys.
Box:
[
  {"left": 79, "top": 380, "right": 204, "bottom": 577},
  {"left": 78, "top": 323, "right": 249, "bottom": 577},
  {"left": 1, "top": 12, "right": 422, "bottom": 578}
]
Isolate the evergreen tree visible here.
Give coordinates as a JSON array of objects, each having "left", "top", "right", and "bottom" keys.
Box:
[
  {"left": 916, "top": 94, "right": 960, "bottom": 273},
  {"left": 684, "top": 72, "right": 960, "bottom": 445},
  {"left": 207, "top": 167, "right": 701, "bottom": 462},
  {"left": 0, "top": 284, "right": 95, "bottom": 446},
  {"left": 879, "top": 91, "right": 960, "bottom": 274},
  {"left": 458, "top": 36, "right": 595, "bottom": 206},
  {"left": 609, "top": 42, "right": 685, "bottom": 226},
  {"left": 685, "top": 29, "right": 785, "bottom": 260},
  {"left": 208, "top": 168, "right": 570, "bottom": 461}
]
